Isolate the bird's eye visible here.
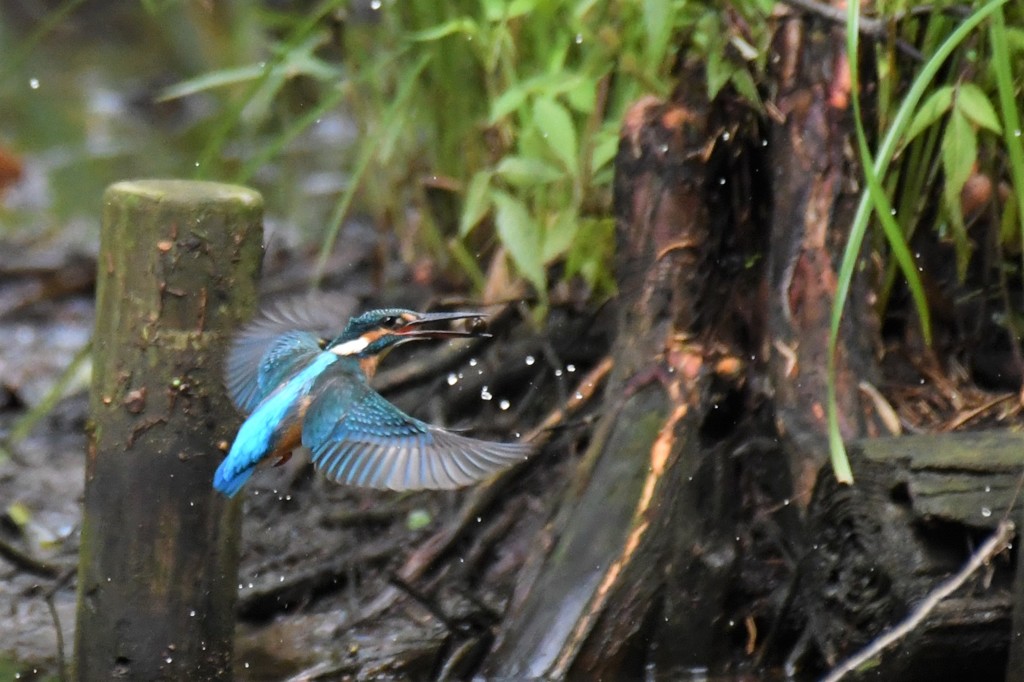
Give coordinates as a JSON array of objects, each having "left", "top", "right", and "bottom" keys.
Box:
[{"left": 381, "top": 316, "right": 399, "bottom": 328}]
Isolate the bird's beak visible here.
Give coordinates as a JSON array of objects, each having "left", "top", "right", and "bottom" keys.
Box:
[{"left": 395, "top": 311, "right": 491, "bottom": 339}]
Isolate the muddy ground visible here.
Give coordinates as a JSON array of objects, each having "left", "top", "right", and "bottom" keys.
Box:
[{"left": 0, "top": 228, "right": 612, "bottom": 681}]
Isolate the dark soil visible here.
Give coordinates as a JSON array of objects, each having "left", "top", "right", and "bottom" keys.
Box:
[{"left": 0, "top": 230, "right": 612, "bottom": 681}]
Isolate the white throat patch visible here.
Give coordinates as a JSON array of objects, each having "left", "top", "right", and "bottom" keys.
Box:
[{"left": 330, "top": 336, "right": 370, "bottom": 357}]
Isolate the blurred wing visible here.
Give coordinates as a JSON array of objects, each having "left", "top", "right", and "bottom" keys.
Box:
[
  {"left": 225, "top": 292, "right": 356, "bottom": 413},
  {"left": 226, "top": 331, "right": 323, "bottom": 414},
  {"left": 302, "top": 370, "right": 531, "bottom": 491}
]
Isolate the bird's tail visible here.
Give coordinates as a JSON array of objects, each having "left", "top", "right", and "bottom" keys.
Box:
[{"left": 213, "top": 459, "right": 254, "bottom": 498}]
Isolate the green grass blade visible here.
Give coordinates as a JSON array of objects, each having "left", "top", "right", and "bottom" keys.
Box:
[
  {"left": 830, "top": 0, "right": 1010, "bottom": 483},
  {"left": 989, "top": 8, "right": 1024, "bottom": 281}
]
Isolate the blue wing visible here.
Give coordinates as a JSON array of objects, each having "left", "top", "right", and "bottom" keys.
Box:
[
  {"left": 217, "top": 351, "right": 338, "bottom": 496},
  {"left": 226, "top": 330, "right": 322, "bottom": 414},
  {"left": 301, "top": 368, "right": 531, "bottom": 491},
  {"left": 224, "top": 292, "right": 356, "bottom": 414}
]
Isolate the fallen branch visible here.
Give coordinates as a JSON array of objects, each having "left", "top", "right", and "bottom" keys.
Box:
[
  {"left": 0, "top": 536, "right": 65, "bottom": 578},
  {"left": 820, "top": 519, "right": 1016, "bottom": 682},
  {"left": 355, "top": 355, "right": 614, "bottom": 624}
]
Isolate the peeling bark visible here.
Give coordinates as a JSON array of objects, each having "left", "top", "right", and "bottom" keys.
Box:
[
  {"left": 766, "top": 15, "right": 883, "bottom": 501},
  {"left": 484, "top": 71, "right": 736, "bottom": 678}
]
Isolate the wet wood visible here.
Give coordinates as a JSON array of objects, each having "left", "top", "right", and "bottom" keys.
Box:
[
  {"left": 800, "top": 431, "right": 1023, "bottom": 679},
  {"left": 766, "top": 14, "right": 883, "bottom": 498},
  {"left": 75, "top": 180, "right": 263, "bottom": 681},
  {"left": 484, "top": 79, "right": 724, "bottom": 678}
]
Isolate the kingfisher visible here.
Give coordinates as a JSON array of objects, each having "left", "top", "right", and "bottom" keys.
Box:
[{"left": 214, "top": 298, "right": 530, "bottom": 497}]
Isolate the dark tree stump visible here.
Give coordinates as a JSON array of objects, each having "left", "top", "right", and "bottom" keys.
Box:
[
  {"left": 766, "top": 13, "right": 884, "bottom": 498},
  {"left": 75, "top": 180, "right": 263, "bottom": 681},
  {"left": 483, "top": 61, "right": 761, "bottom": 676}
]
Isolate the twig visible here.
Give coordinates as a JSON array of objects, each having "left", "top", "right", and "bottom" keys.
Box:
[
  {"left": 0, "top": 536, "right": 64, "bottom": 578},
  {"left": 45, "top": 567, "right": 76, "bottom": 682},
  {"left": 820, "top": 519, "right": 1016, "bottom": 682},
  {"left": 355, "top": 355, "right": 614, "bottom": 624}
]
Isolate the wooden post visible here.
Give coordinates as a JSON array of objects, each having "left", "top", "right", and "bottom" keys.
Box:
[{"left": 75, "top": 180, "right": 262, "bottom": 680}]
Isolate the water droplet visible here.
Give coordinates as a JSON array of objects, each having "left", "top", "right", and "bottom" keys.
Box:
[
  {"left": 244, "top": 662, "right": 250, "bottom": 669},
  {"left": 659, "top": 144, "right": 669, "bottom": 153},
  {"left": 29, "top": 78, "right": 39, "bottom": 89},
  {"left": 525, "top": 355, "right": 535, "bottom": 366},
  {"left": 783, "top": 499, "right": 790, "bottom": 506},
  {"left": 1015, "top": 129, "right": 1022, "bottom": 138},
  {"left": 985, "top": 485, "right": 991, "bottom": 493},
  {"left": 280, "top": 575, "right": 285, "bottom": 582},
  {"left": 567, "top": 364, "right": 576, "bottom": 373},
  {"left": 981, "top": 507, "right": 992, "bottom": 517},
  {"left": 447, "top": 373, "right": 458, "bottom": 385},
  {"left": 166, "top": 657, "right": 173, "bottom": 664},
  {"left": 575, "top": 33, "right": 583, "bottom": 44},
  {"left": 481, "top": 386, "right": 493, "bottom": 400},
  {"left": 469, "top": 358, "right": 478, "bottom": 367},
  {"left": 370, "top": 0, "right": 381, "bottom": 9},
  {"left": 761, "top": 139, "right": 768, "bottom": 147},
  {"left": 574, "top": 392, "right": 583, "bottom": 400},
  {"left": 722, "top": 131, "right": 731, "bottom": 141},
  {"left": 719, "top": 177, "right": 726, "bottom": 185},
  {"left": 890, "top": 208, "right": 897, "bottom": 216},
  {"left": 554, "top": 369, "right": 563, "bottom": 377},
  {"left": 189, "top": 610, "right": 196, "bottom": 617},
  {"left": 499, "top": 399, "right": 510, "bottom": 410}
]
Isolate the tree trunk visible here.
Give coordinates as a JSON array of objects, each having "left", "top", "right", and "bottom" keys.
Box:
[
  {"left": 485, "top": 66, "right": 753, "bottom": 677},
  {"left": 766, "top": 12, "right": 885, "bottom": 500},
  {"left": 75, "top": 180, "right": 263, "bottom": 681}
]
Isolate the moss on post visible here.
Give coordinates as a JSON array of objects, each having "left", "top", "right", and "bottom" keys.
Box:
[{"left": 75, "top": 180, "right": 263, "bottom": 681}]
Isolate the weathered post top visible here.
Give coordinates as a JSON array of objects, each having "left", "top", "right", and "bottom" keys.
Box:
[{"left": 77, "top": 179, "right": 263, "bottom": 681}]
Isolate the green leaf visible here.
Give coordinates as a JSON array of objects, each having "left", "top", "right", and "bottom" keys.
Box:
[
  {"left": 706, "top": 49, "right": 735, "bottom": 100},
  {"left": 158, "top": 63, "right": 266, "bottom": 101},
  {"left": 904, "top": 86, "right": 953, "bottom": 142},
  {"left": 1004, "top": 27, "right": 1024, "bottom": 53},
  {"left": 565, "top": 76, "right": 597, "bottom": 114},
  {"left": 542, "top": 209, "right": 580, "bottom": 262},
  {"left": 495, "top": 155, "right": 566, "bottom": 186},
  {"left": 460, "top": 171, "right": 493, "bottom": 237},
  {"left": 566, "top": 217, "right": 616, "bottom": 294},
  {"left": 729, "top": 68, "right": 762, "bottom": 107},
  {"left": 956, "top": 83, "right": 1003, "bottom": 134},
  {"left": 533, "top": 97, "right": 579, "bottom": 175},
  {"left": 941, "top": 107, "right": 977, "bottom": 279},
  {"left": 643, "top": 0, "right": 673, "bottom": 67},
  {"left": 590, "top": 128, "right": 620, "bottom": 175},
  {"left": 491, "top": 85, "right": 529, "bottom": 121},
  {"left": 409, "top": 18, "right": 478, "bottom": 42},
  {"left": 492, "top": 190, "right": 546, "bottom": 292}
]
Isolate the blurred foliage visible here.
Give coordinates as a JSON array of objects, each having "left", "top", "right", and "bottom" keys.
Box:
[{"left": 161, "top": 0, "right": 774, "bottom": 308}]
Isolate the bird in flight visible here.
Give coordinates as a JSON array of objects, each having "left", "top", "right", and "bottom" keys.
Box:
[{"left": 214, "top": 296, "right": 530, "bottom": 497}]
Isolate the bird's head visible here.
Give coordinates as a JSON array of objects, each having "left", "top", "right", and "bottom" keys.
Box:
[{"left": 327, "top": 308, "right": 489, "bottom": 358}]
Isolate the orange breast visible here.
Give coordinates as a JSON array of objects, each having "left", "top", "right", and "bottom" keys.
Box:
[{"left": 267, "top": 395, "right": 312, "bottom": 466}]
